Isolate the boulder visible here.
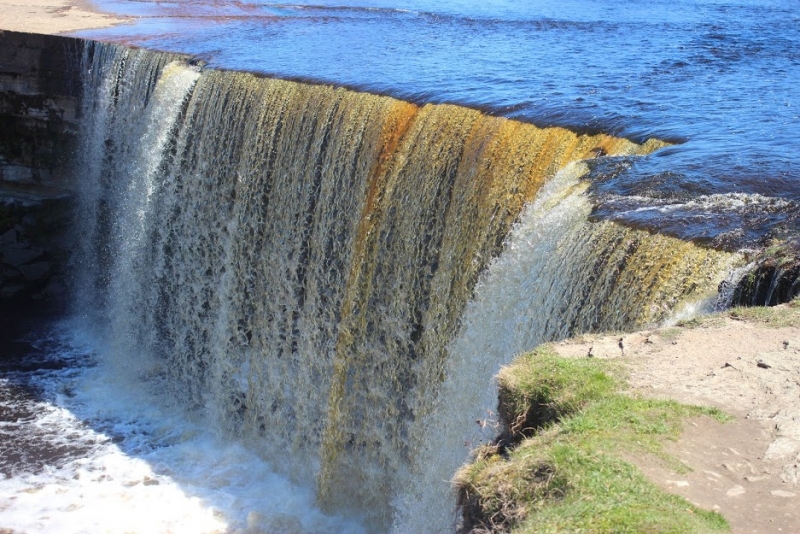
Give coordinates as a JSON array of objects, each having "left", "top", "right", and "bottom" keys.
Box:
[
  {"left": 0, "top": 243, "right": 44, "bottom": 266},
  {"left": 0, "top": 228, "right": 16, "bottom": 245},
  {"left": 19, "top": 260, "right": 51, "bottom": 281}
]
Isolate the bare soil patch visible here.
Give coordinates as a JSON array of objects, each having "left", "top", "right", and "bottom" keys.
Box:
[{"left": 552, "top": 311, "right": 800, "bottom": 533}]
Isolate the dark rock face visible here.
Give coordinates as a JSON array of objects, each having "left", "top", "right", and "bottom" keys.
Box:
[
  {"left": 731, "top": 239, "right": 800, "bottom": 307},
  {"left": 0, "top": 30, "right": 83, "bottom": 302}
]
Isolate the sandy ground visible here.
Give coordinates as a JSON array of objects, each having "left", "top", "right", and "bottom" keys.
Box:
[
  {"left": 553, "top": 311, "right": 800, "bottom": 533},
  {"left": 0, "top": 0, "right": 126, "bottom": 34}
]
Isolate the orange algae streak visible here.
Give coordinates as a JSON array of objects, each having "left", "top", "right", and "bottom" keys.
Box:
[
  {"left": 318, "top": 98, "right": 419, "bottom": 519},
  {"left": 347, "top": 99, "right": 419, "bottom": 302}
]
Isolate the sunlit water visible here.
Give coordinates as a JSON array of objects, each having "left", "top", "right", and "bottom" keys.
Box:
[{"left": 75, "top": 0, "right": 800, "bottom": 247}]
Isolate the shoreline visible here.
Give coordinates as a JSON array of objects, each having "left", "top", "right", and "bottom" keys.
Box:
[{"left": 0, "top": 0, "right": 126, "bottom": 35}]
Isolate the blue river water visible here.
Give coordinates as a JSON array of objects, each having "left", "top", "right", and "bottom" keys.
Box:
[{"left": 75, "top": 0, "right": 800, "bottom": 248}]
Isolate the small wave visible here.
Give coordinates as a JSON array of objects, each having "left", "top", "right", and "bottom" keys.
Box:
[{"left": 601, "top": 192, "right": 795, "bottom": 216}]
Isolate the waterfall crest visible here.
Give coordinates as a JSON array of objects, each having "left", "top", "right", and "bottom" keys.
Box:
[{"left": 73, "top": 42, "right": 736, "bottom": 531}]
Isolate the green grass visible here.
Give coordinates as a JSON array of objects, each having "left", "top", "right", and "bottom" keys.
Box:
[
  {"left": 495, "top": 348, "right": 619, "bottom": 439},
  {"left": 455, "top": 347, "right": 730, "bottom": 533},
  {"left": 726, "top": 299, "right": 800, "bottom": 327},
  {"left": 666, "top": 297, "right": 800, "bottom": 330}
]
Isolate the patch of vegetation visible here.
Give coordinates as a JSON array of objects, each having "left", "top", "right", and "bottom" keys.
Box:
[
  {"left": 659, "top": 327, "right": 683, "bottom": 341},
  {"left": 455, "top": 347, "right": 730, "bottom": 533},
  {"left": 495, "top": 347, "right": 618, "bottom": 443},
  {"left": 727, "top": 300, "right": 800, "bottom": 328},
  {"left": 674, "top": 315, "right": 729, "bottom": 329}
]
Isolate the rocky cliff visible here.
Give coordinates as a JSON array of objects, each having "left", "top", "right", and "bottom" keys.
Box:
[{"left": 0, "top": 30, "right": 82, "bottom": 301}]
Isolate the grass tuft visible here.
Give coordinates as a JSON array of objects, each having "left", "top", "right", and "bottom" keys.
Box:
[
  {"left": 727, "top": 302, "right": 800, "bottom": 327},
  {"left": 495, "top": 347, "right": 618, "bottom": 443}
]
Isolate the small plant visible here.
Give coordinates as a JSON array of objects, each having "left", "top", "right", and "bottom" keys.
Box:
[{"left": 727, "top": 301, "right": 800, "bottom": 327}]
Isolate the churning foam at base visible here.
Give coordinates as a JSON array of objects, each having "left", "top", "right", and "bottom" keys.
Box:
[{"left": 0, "top": 321, "right": 365, "bottom": 534}]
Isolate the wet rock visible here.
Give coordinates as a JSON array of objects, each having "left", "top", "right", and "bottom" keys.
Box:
[
  {"left": 0, "top": 228, "right": 17, "bottom": 245},
  {"left": 0, "top": 263, "right": 22, "bottom": 281},
  {"left": 37, "top": 276, "right": 65, "bottom": 299},
  {"left": 0, "top": 282, "right": 26, "bottom": 298},
  {"left": 1, "top": 243, "right": 44, "bottom": 267},
  {"left": 731, "top": 239, "right": 800, "bottom": 306},
  {"left": 1, "top": 32, "right": 82, "bottom": 304},
  {"left": 2, "top": 165, "right": 34, "bottom": 185},
  {"left": 19, "top": 261, "right": 51, "bottom": 281},
  {"left": 20, "top": 213, "right": 38, "bottom": 227}
]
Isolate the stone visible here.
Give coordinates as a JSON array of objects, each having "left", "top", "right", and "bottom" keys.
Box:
[
  {"left": 775, "top": 419, "right": 800, "bottom": 439},
  {"left": 780, "top": 464, "right": 800, "bottom": 485},
  {"left": 770, "top": 490, "right": 796, "bottom": 498},
  {"left": 765, "top": 438, "right": 800, "bottom": 461},
  {"left": 0, "top": 228, "right": 16, "bottom": 245},
  {"left": 0, "top": 243, "right": 44, "bottom": 266},
  {"left": 726, "top": 485, "right": 746, "bottom": 497},
  {"left": 19, "top": 260, "right": 51, "bottom": 281}
]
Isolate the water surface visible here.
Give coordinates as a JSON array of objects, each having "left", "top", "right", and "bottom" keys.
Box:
[{"left": 76, "top": 0, "right": 800, "bottom": 247}]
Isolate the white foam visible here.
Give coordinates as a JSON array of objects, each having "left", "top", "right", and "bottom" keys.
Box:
[
  {"left": 604, "top": 192, "right": 794, "bottom": 215},
  {"left": 0, "top": 321, "right": 365, "bottom": 534}
]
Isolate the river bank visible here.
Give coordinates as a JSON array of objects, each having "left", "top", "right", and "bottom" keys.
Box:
[{"left": 0, "top": 0, "right": 124, "bottom": 34}]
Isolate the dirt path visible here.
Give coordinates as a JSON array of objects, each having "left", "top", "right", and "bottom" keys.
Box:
[
  {"left": 0, "top": 0, "right": 125, "bottom": 34},
  {"left": 552, "top": 309, "right": 800, "bottom": 533}
]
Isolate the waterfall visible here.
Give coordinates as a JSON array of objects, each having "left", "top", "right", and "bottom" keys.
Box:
[{"left": 72, "top": 42, "right": 738, "bottom": 532}]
